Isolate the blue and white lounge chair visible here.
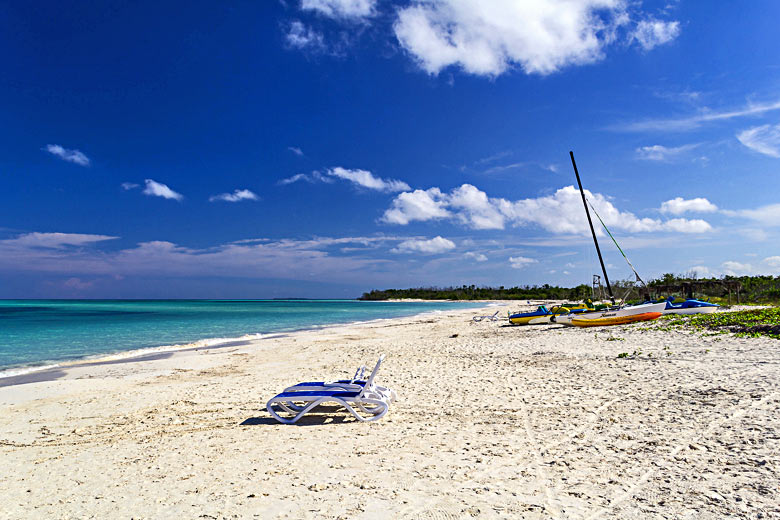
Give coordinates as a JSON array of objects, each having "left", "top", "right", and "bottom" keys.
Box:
[
  {"left": 282, "top": 361, "right": 397, "bottom": 402},
  {"left": 266, "top": 355, "right": 392, "bottom": 424}
]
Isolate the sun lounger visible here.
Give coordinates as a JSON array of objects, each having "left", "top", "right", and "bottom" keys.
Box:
[
  {"left": 282, "top": 363, "right": 397, "bottom": 403},
  {"left": 266, "top": 355, "right": 392, "bottom": 424},
  {"left": 472, "top": 310, "right": 500, "bottom": 322}
]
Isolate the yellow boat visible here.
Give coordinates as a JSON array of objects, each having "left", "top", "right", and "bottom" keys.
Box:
[{"left": 570, "top": 311, "right": 662, "bottom": 328}]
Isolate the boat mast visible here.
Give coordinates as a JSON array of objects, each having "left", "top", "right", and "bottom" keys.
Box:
[{"left": 569, "top": 151, "right": 615, "bottom": 303}]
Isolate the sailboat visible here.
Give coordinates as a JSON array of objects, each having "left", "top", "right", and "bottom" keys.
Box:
[{"left": 553, "top": 152, "right": 666, "bottom": 327}]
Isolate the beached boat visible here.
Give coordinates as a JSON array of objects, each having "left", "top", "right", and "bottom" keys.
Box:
[
  {"left": 662, "top": 298, "right": 719, "bottom": 315},
  {"left": 570, "top": 311, "right": 662, "bottom": 328},
  {"left": 555, "top": 152, "right": 669, "bottom": 327},
  {"left": 553, "top": 301, "right": 667, "bottom": 326},
  {"left": 508, "top": 304, "right": 596, "bottom": 325},
  {"left": 508, "top": 306, "right": 555, "bottom": 325}
]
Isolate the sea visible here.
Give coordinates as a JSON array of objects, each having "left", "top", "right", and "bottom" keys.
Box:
[{"left": 0, "top": 299, "right": 485, "bottom": 378}]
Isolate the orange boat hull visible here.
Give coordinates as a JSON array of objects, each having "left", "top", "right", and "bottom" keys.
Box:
[{"left": 570, "top": 312, "right": 662, "bottom": 328}]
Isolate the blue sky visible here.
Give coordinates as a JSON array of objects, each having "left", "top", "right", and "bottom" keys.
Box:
[{"left": 2, "top": 0, "right": 780, "bottom": 298}]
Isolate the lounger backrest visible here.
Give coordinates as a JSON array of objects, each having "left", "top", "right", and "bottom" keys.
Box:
[
  {"left": 350, "top": 365, "right": 365, "bottom": 383},
  {"left": 358, "top": 354, "right": 385, "bottom": 397}
]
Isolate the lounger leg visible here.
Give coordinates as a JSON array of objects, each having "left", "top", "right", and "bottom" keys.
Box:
[{"left": 267, "top": 397, "right": 328, "bottom": 424}]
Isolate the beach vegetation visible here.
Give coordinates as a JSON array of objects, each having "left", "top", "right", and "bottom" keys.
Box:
[{"left": 662, "top": 307, "right": 780, "bottom": 340}]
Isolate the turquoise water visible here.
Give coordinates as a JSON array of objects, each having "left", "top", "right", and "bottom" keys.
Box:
[{"left": 0, "top": 300, "right": 482, "bottom": 374}]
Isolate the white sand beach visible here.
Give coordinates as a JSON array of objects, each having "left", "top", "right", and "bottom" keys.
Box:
[{"left": 1, "top": 304, "right": 778, "bottom": 519}]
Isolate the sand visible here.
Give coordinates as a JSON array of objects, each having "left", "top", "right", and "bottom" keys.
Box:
[{"left": 1, "top": 303, "right": 778, "bottom": 519}]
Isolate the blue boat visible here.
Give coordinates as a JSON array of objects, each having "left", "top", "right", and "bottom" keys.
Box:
[{"left": 662, "top": 297, "right": 719, "bottom": 315}]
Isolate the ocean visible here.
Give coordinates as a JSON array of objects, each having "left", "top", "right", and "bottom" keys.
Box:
[{"left": 0, "top": 299, "right": 484, "bottom": 376}]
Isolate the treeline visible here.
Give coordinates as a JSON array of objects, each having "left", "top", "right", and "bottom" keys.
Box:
[
  {"left": 647, "top": 273, "right": 780, "bottom": 303},
  {"left": 359, "top": 274, "right": 780, "bottom": 303},
  {"left": 358, "top": 284, "right": 593, "bottom": 301}
]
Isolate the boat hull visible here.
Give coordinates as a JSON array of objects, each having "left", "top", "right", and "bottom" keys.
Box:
[
  {"left": 509, "top": 314, "right": 552, "bottom": 325},
  {"left": 571, "top": 311, "right": 662, "bottom": 328},
  {"left": 555, "top": 302, "right": 667, "bottom": 326},
  {"left": 663, "top": 306, "right": 719, "bottom": 315}
]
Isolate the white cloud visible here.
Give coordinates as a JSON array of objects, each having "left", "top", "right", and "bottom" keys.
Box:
[
  {"left": 464, "top": 251, "right": 488, "bottom": 262},
  {"left": 509, "top": 256, "right": 537, "bottom": 269},
  {"left": 615, "top": 99, "right": 780, "bottom": 132},
  {"left": 44, "top": 144, "right": 90, "bottom": 166},
  {"left": 660, "top": 197, "right": 718, "bottom": 215},
  {"left": 278, "top": 171, "right": 334, "bottom": 185},
  {"left": 687, "top": 265, "right": 712, "bottom": 278},
  {"left": 392, "top": 236, "right": 456, "bottom": 254},
  {"left": 630, "top": 19, "right": 680, "bottom": 50},
  {"left": 383, "top": 183, "right": 713, "bottom": 234},
  {"left": 327, "top": 167, "right": 410, "bottom": 192},
  {"left": 724, "top": 204, "right": 780, "bottom": 227},
  {"left": 288, "top": 146, "right": 304, "bottom": 156},
  {"left": 0, "top": 232, "right": 117, "bottom": 249},
  {"left": 764, "top": 256, "right": 780, "bottom": 268},
  {"left": 663, "top": 218, "right": 712, "bottom": 233},
  {"left": 636, "top": 143, "right": 698, "bottom": 161},
  {"left": 381, "top": 188, "right": 450, "bottom": 225},
  {"left": 0, "top": 233, "right": 403, "bottom": 284},
  {"left": 737, "top": 124, "right": 780, "bottom": 158},
  {"left": 209, "top": 189, "right": 259, "bottom": 203},
  {"left": 143, "top": 179, "right": 183, "bottom": 201},
  {"left": 301, "top": 0, "right": 376, "bottom": 20},
  {"left": 121, "top": 182, "right": 140, "bottom": 190},
  {"left": 447, "top": 184, "right": 505, "bottom": 229},
  {"left": 722, "top": 260, "right": 753, "bottom": 276},
  {"left": 393, "top": 1, "right": 679, "bottom": 77},
  {"left": 286, "top": 21, "right": 326, "bottom": 50}
]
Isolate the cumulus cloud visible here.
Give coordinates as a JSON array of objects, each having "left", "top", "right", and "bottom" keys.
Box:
[
  {"left": 464, "top": 251, "right": 488, "bottom": 262},
  {"left": 209, "top": 189, "right": 259, "bottom": 203},
  {"left": 393, "top": 0, "right": 679, "bottom": 77},
  {"left": 663, "top": 218, "right": 712, "bottom": 233},
  {"left": 630, "top": 19, "right": 680, "bottom": 50},
  {"left": 737, "top": 124, "right": 780, "bottom": 158},
  {"left": 326, "top": 167, "right": 410, "bottom": 192},
  {"left": 764, "top": 256, "right": 780, "bottom": 268},
  {"left": 392, "top": 236, "right": 456, "bottom": 254},
  {"left": 636, "top": 143, "right": 698, "bottom": 161},
  {"left": 509, "top": 256, "right": 537, "bottom": 269},
  {"left": 301, "top": 0, "right": 376, "bottom": 20},
  {"left": 447, "top": 184, "right": 505, "bottom": 229},
  {"left": 43, "top": 144, "right": 90, "bottom": 166},
  {"left": 384, "top": 184, "right": 713, "bottom": 234},
  {"left": 660, "top": 197, "right": 718, "bottom": 215},
  {"left": 381, "top": 188, "right": 450, "bottom": 225},
  {"left": 143, "top": 179, "right": 183, "bottom": 201}
]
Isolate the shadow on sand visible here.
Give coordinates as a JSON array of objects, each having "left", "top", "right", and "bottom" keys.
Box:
[{"left": 241, "top": 405, "right": 360, "bottom": 426}]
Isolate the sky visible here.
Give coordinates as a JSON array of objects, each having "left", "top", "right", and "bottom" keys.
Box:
[{"left": 1, "top": 0, "right": 780, "bottom": 298}]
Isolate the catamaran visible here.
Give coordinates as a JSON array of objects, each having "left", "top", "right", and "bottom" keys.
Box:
[{"left": 552, "top": 152, "right": 666, "bottom": 327}]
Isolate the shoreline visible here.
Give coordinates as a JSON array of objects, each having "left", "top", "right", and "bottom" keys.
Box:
[{"left": 0, "top": 301, "right": 498, "bottom": 389}]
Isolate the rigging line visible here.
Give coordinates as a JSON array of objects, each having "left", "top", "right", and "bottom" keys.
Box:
[{"left": 585, "top": 198, "right": 647, "bottom": 287}]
